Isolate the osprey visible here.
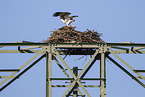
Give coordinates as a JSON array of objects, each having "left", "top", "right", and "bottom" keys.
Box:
[{"left": 53, "top": 12, "right": 78, "bottom": 26}]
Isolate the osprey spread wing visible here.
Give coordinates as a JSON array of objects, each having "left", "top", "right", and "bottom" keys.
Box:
[{"left": 53, "top": 12, "right": 78, "bottom": 26}]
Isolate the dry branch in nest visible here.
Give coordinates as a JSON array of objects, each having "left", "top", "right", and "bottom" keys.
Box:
[{"left": 44, "top": 26, "right": 105, "bottom": 43}]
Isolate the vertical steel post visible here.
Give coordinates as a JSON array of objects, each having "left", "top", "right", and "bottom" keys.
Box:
[
  {"left": 100, "top": 53, "right": 106, "bottom": 97},
  {"left": 46, "top": 52, "right": 49, "bottom": 97},
  {"left": 73, "top": 67, "right": 78, "bottom": 97},
  {"left": 46, "top": 46, "right": 52, "bottom": 97},
  {"left": 49, "top": 50, "right": 52, "bottom": 97}
]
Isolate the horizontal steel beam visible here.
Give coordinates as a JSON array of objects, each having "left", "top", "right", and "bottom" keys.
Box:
[
  {"left": 0, "top": 43, "right": 49, "bottom": 46},
  {"left": 50, "top": 78, "right": 105, "bottom": 81},
  {"left": 69, "top": 95, "right": 85, "bottom": 96},
  {"left": 111, "top": 50, "right": 145, "bottom": 54},
  {"left": 110, "top": 43, "right": 145, "bottom": 47},
  {"left": 1, "top": 43, "right": 145, "bottom": 47},
  {"left": 133, "top": 70, "right": 145, "bottom": 73},
  {"left": 1, "top": 50, "right": 145, "bottom": 54},
  {"left": 50, "top": 78, "right": 74, "bottom": 80},
  {"left": 52, "top": 85, "right": 100, "bottom": 87},
  {"left": 0, "top": 69, "right": 20, "bottom": 72},
  {"left": 1, "top": 49, "right": 145, "bottom": 54},
  {"left": 80, "top": 78, "right": 106, "bottom": 81},
  {"left": 0, "top": 50, "right": 40, "bottom": 53}
]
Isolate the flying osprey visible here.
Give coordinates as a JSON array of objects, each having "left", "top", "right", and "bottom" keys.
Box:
[{"left": 53, "top": 12, "right": 78, "bottom": 26}]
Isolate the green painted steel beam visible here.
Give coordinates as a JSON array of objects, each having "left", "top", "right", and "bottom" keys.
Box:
[
  {"left": 111, "top": 50, "right": 145, "bottom": 54},
  {"left": 66, "top": 84, "right": 76, "bottom": 96},
  {"left": 0, "top": 49, "right": 44, "bottom": 86},
  {"left": 55, "top": 48, "right": 90, "bottom": 96},
  {"left": 81, "top": 78, "right": 106, "bottom": 80},
  {"left": 1, "top": 49, "right": 145, "bottom": 54},
  {"left": 136, "top": 76, "right": 145, "bottom": 79},
  {"left": 0, "top": 43, "right": 49, "bottom": 46},
  {"left": 52, "top": 85, "right": 100, "bottom": 87},
  {"left": 0, "top": 54, "right": 46, "bottom": 92},
  {"left": 107, "top": 55, "right": 145, "bottom": 88},
  {"left": 52, "top": 85, "right": 70, "bottom": 87},
  {"left": 133, "top": 70, "right": 145, "bottom": 73},
  {"left": 48, "top": 49, "right": 52, "bottom": 97},
  {"left": 46, "top": 52, "right": 49, "bottom": 97},
  {"left": 62, "top": 81, "right": 76, "bottom": 97},
  {"left": 55, "top": 48, "right": 77, "bottom": 79},
  {"left": 68, "top": 95, "right": 85, "bottom": 96},
  {"left": 78, "top": 88, "right": 84, "bottom": 97},
  {"left": 53, "top": 57, "right": 70, "bottom": 78},
  {"left": 134, "top": 47, "right": 145, "bottom": 50},
  {"left": 0, "top": 50, "right": 96, "bottom": 55},
  {"left": 50, "top": 78, "right": 74, "bottom": 80},
  {"left": 111, "top": 47, "right": 130, "bottom": 50},
  {"left": 0, "top": 69, "right": 20, "bottom": 72},
  {"left": 100, "top": 53, "right": 106, "bottom": 97},
  {"left": 21, "top": 46, "right": 41, "bottom": 50},
  {"left": 1, "top": 42, "right": 145, "bottom": 97},
  {"left": 80, "top": 54, "right": 100, "bottom": 79},
  {"left": 109, "top": 43, "right": 145, "bottom": 47},
  {"left": 0, "top": 76, "right": 16, "bottom": 79},
  {"left": 0, "top": 50, "right": 40, "bottom": 53},
  {"left": 77, "top": 50, "right": 98, "bottom": 78},
  {"left": 77, "top": 81, "right": 91, "bottom": 97},
  {"left": 1, "top": 42, "right": 145, "bottom": 47},
  {"left": 112, "top": 46, "right": 145, "bottom": 53},
  {"left": 110, "top": 50, "right": 145, "bottom": 81},
  {"left": 55, "top": 47, "right": 97, "bottom": 97},
  {"left": 83, "top": 85, "right": 100, "bottom": 87},
  {"left": 50, "top": 77, "right": 104, "bottom": 81},
  {"left": 72, "top": 67, "right": 78, "bottom": 97}
]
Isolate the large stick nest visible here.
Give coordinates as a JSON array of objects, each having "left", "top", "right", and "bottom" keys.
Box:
[{"left": 44, "top": 26, "right": 105, "bottom": 43}]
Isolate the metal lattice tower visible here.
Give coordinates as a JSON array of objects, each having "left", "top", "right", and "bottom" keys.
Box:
[{"left": 0, "top": 42, "right": 145, "bottom": 97}]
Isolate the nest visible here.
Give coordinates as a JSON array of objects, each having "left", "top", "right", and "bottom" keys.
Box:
[{"left": 44, "top": 26, "right": 105, "bottom": 43}]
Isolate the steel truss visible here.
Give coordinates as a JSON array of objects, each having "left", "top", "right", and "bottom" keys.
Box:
[{"left": 0, "top": 43, "right": 145, "bottom": 97}]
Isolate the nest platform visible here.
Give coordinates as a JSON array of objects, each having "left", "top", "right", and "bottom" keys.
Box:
[{"left": 44, "top": 26, "right": 105, "bottom": 55}]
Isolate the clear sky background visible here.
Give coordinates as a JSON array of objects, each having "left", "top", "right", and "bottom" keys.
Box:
[{"left": 0, "top": 0, "right": 145, "bottom": 97}]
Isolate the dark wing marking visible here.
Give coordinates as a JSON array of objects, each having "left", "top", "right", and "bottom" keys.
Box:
[
  {"left": 53, "top": 12, "right": 71, "bottom": 17},
  {"left": 53, "top": 12, "right": 62, "bottom": 17},
  {"left": 69, "top": 15, "right": 79, "bottom": 19}
]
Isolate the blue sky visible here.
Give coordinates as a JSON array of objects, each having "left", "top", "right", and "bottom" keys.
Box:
[{"left": 0, "top": 0, "right": 145, "bottom": 97}]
